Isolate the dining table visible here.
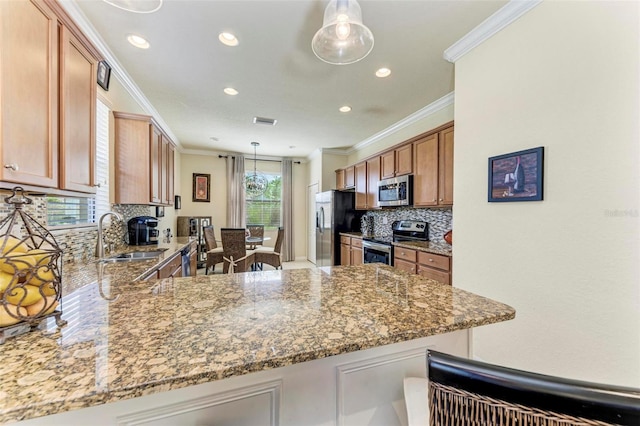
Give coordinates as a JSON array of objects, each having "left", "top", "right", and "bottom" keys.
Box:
[{"left": 246, "top": 236, "right": 271, "bottom": 250}]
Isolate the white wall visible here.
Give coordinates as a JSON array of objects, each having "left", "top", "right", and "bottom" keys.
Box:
[{"left": 453, "top": 0, "right": 639, "bottom": 387}]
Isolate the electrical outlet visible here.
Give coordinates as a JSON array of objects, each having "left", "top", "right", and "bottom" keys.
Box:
[{"left": 383, "top": 217, "right": 388, "bottom": 225}]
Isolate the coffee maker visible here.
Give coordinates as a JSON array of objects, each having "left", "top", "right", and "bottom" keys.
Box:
[{"left": 128, "top": 216, "right": 159, "bottom": 245}]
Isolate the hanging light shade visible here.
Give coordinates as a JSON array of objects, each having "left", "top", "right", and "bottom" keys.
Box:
[
  {"left": 311, "top": 0, "right": 374, "bottom": 65},
  {"left": 245, "top": 142, "right": 268, "bottom": 197}
]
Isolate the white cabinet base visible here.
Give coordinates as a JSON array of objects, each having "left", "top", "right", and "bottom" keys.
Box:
[{"left": 17, "top": 330, "right": 468, "bottom": 426}]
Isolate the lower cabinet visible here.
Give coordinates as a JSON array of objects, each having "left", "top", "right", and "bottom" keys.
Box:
[
  {"left": 340, "top": 235, "right": 363, "bottom": 266},
  {"left": 142, "top": 242, "right": 197, "bottom": 281},
  {"left": 393, "top": 247, "right": 452, "bottom": 285}
]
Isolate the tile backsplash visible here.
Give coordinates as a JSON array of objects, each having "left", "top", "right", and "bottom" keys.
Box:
[
  {"left": 0, "top": 189, "right": 152, "bottom": 263},
  {"left": 361, "top": 207, "right": 452, "bottom": 243}
]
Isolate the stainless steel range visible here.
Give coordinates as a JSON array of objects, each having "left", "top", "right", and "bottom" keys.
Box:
[{"left": 362, "top": 220, "right": 429, "bottom": 265}]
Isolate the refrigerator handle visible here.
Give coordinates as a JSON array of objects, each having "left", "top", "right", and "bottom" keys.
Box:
[{"left": 318, "top": 207, "right": 324, "bottom": 233}]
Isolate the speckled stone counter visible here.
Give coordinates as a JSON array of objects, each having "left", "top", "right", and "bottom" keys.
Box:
[
  {"left": 392, "top": 240, "right": 452, "bottom": 257},
  {"left": 0, "top": 264, "right": 514, "bottom": 423}
]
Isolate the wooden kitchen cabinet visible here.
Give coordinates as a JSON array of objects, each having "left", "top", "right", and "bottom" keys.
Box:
[
  {"left": 354, "top": 161, "right": 367, "bottom": 210},
  {"left": 114, "top": 112, "right": 175, "bottom": 205},
  {"left": 413, "top": 124, "right": 454, "bottom": 207},
  {"left": 393, "top": 246, "right": 451, "bottom": 285},
  {"left": 335, "top": 169, "right": 345, "bottom": 190},
  {"left": 158, "top": 251, "right": 183, "bottom": 279},
  {"left": 340, "top": 235, "right": 363, "bottom": 266},
  {"left": 0, "top": 0, "right": 99, "bottom": 193},
  {"left": 344, "top": 165, "right": 355, "bottom": 189},
  {"left": 380, "top": 144, "right": 413, "bottom": 179},
  {"left": 366, "top": 156, "right": 380, "bottom": 209}
]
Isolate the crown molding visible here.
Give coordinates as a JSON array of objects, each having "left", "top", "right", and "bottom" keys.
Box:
[
  {"left": 349, "top": 91, "right": 455, "bottom": 154},
  {"left": 444, "top": 0, "right": 542, "bottom": 63},
  {"left": 58, "top": 0, "right": 180, "bottom": 146}
]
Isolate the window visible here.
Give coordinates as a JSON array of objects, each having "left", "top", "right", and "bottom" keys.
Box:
[
  {"left": 245, "top": 172, "right": 281, "bottom": 229},
  {"left": 46, "top": 98, "right": 110, "bottom": 227}
]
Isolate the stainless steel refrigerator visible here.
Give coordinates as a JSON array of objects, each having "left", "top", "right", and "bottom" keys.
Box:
[{"left": 315, "top": 191, "right": 363, "bottom": 267}]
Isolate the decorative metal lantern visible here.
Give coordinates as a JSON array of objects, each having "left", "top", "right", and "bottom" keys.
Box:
[{"left": 0, "top": 187, "right": 66, "bottom": 343}]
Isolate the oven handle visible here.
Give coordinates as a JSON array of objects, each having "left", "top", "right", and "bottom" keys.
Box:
[{"left": 362, "top": 240, "right": 392, "bottom": 253}]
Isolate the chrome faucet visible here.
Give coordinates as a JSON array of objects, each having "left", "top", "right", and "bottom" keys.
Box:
[{"left": 95, "top": 212, "right": 123, "bottom": 258}]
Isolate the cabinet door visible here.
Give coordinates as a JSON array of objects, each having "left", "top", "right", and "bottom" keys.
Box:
[
  {"left": 438, "top": 126, "right": 454, "bottom": 205},
  {"left": 166, "top": 141, "right": 175, "bottom": 205},
  {"left": 366, "top": 156, "right": 380, "bottom": 209},
  {"left": 340, "top": 243, "right": 351, "bottom": 266},
  {"left": 354, "top": 161, "right": 367, "bottom": 210},
  {"left": 380, "top": 151, "right": 395, "bottom": 179},
  {"left": 59, "top": 25, "right": 97, "bottom": 193},
  {"left": 114, "top": 112, "right": 151, "bottom": 204},
  {"left": 413, "top": 133, "right": 439, "bottom": 207},
  {"left": 394, "top": 258, "right": 416, "bottom": 274},
  {"left": 417, "top": 266, "right": 450, "bottom": 285},
  {"left": 351, "top": 246, "right": 363, "bottom": 265},
  {"left": 344, "top": 166, "right": 355, "bottom": 188},
  {"left": 150, "top": 125, "right": 161, "bottom": 204},
  {"left": 336, "top": 169, "right": 345, "bottom": 190},
  {"left": 0, "top": 0, "right": 59, "bottom": 188},
  {"left": 160, "top": 134, "right": 169, "bottom": 205},
  {"left": 395, "top": 144, "right": 413, "bottom": 176}
]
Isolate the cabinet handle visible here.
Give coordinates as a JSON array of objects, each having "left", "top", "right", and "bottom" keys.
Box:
[
  {"left": 428, "top": 259, "right": 434, "bottom": 262},
  {"left": 439, "top": 198, "right": 443, "bottom": 202},
  {"left": 4, "top": 164, "right": 18, "bottom": 171},
  {"left": 432, "top": 199, "right": 436, "bottom": 202}
]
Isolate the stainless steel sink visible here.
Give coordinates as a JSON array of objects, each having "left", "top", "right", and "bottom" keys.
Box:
[{"left": 99, "top": 249, "right": 168, "bottom": 263}]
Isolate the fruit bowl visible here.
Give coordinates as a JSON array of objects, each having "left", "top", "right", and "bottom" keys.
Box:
[{"left": 0, "top": 187, "right": 66, "bottom": 343}]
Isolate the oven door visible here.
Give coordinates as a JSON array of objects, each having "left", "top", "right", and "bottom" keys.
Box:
[{"left": 362, "top": 241, "right": 393, "bottom": 265}]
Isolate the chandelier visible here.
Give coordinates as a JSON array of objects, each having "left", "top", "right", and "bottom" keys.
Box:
[
  {"left": 245, "top": 142, "right": 268, "bottom": 197},
  {"left": 311, "top": 0, "right": 374, "bottom": 65}
]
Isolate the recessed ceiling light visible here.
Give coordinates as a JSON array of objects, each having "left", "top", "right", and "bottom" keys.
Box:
[
  {"left": 339, "top": 105, "right": 352, "bottom": 113},
  {"left": 127, "top": 34, "right": 150, "bottom": 49},
  {"left": 375, "top": 67, "right": 391, "bottom": 78},
  {"left": 224, "top": 87, "right": 238, "bottom": 96},
  {"left": 103, "top": 0, "right": 162, "bottom": 13},
  {"left": 218, "top": 32, "right": 239, "bottom": 47}
]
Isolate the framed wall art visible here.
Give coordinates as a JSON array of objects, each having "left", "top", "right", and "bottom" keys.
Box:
[
  {"left": 488, "top": 147, "right": 544, "bottom": 202},
  {"left": 97, "top": 61, "right": 111, "bottom": 91},
  {"left": 192, "top": 173, "right": 210, "bottom": 202}
]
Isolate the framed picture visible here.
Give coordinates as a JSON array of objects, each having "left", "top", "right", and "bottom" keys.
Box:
[
  {"left": 97, "top": 61, "right": 111, "bottom": 91},
  {"left": 155, "top": 206, "right": 165, "bottom": 217},
  {"left": 488, "top": 147, "right": 544, "bottom": 202},
  {"left": 192, "top": 173, "right": 210, "bottom": 202}
]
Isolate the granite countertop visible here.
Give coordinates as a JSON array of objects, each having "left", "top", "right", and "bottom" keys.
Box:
[
  {"left": 392, "top": 240, "right": 452, "bottom": 257},
  {"left": 339, "top": 232, "right": 364, "bottom": 238},
  {"left": 0, "top": 264, "right": 515, "bottom": 423},
  {"left": 60, "top": 237, "right": 195, "bottom": 294}
]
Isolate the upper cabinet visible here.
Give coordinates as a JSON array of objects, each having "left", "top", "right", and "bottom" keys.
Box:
[
  {"left": 0, "top": 0, "right": 98, "bottom": 193},
  {"left": 334, "top": 122, "right": 454, "bottom": 210},
  {"left": 380, "top": 144, "right": 413, "bottom": 179},
  {"left": 414, "top": 124, "right": 454, "bottom": 207},
  {"left": 114, "top": 112, "right": 175, "bottom": 206}
]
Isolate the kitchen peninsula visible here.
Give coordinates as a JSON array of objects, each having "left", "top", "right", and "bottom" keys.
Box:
[{"left": 2, "top": 263, "right": 515, "bottom": 425}]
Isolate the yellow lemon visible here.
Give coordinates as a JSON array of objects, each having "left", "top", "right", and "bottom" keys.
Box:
[
  {"left": 0, "top": 303, "right": 27, "bottom": 327},
  {"left": 0, "top": 253, "right": 37, "bottom": 274},
  {"left": 0, "top": 236, "right": 29, "bottom": 254},
  {"left": 28, "top": 282, "right": 57, "bottom": 297},
  {"left": 27, "top": 267, "right": 55, "bottom": 286},
  {"left": 27, "top": 249, "right": 53, "bottom": 265},
  {"left": 0, "top": 271, "right": 17, "bottom": 293},
  {"left": 26, "top": 296, "right": 58, "bottom": 317},
  {"left": 4, "top": 284, "right": 43, "bottom": 307}
]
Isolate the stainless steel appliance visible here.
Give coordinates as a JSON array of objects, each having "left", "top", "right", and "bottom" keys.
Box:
[
  {"left": 377, "top": 175, "right": 413, "bottom": 207},
  {"left": 128, "top": 216, "right": 159, "bottom": 245},
  {"left": 177, "top": 216, "right": 211, "bottom": 267},
  {"left": 362, "top": 220, "right": 428, "bottom": 265},
  {"left": 315, "top": 191, "right": 363, "bottom": 267}
]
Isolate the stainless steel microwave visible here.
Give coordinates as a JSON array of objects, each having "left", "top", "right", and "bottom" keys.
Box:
[{"left": 378, "top": 175, "right": 412, "bottom": 207}]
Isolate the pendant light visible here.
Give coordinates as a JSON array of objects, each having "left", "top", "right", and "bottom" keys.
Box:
[
  {"left": 311, "top": 0, "right": 374, "bottom": 65},
  {"left": 245, "top": 142, "right": 268, "bottom": 197}
]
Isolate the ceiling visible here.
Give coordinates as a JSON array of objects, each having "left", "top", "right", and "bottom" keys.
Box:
[{"left": 72, "top": 0, "right": 507, "bottom": 158}]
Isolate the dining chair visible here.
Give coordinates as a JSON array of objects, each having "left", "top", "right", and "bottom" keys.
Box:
[
  {"left": 220, "top": 228, "right": 256, "bottom": 273},
  {"left": 415, "top": 350, "right": 640, "bottom": 426},
  {"left": 246, "top": 224, "right": 264, "bottom": 248},
  {"left": 254, "top": 227, "right": 284, "bottom": 270},
  {"left": 202, "top": 226, "right": 224, "bottom": 274}
]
